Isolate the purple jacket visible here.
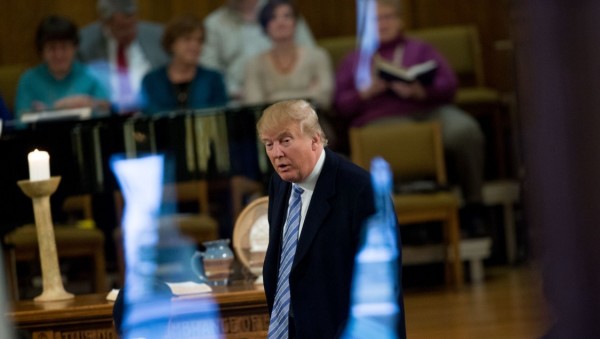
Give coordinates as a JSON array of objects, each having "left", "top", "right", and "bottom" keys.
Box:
[{"left": 334, "top": 35, "right": 458, "bottom": 127}]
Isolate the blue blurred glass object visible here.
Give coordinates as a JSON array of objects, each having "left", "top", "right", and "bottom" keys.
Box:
[
  {"left": 342, "top": 157, "right": 401, "bottom": 338},
  {"left": 355, "top": 0, "right": 380, "bottom": 91},
  {"left": 111, "top": 154, "right": 222, "bottom": 338},
  {"left": 111, "top": 154, "right": 171, "bottom": 338}
]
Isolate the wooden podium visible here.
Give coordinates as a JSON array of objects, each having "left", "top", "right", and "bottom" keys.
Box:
[{"left": 8, "top": 283, "right": 269, "bottom": 338}]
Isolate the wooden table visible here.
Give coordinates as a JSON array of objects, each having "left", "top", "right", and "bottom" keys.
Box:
[
  {"left": 7, "top": 283, "right": 269, "bottom": 339},
  {"left": 171, "top": 284, "right": 269, "bottom": 338},
  {"left": 8, "top": 293, "right": 115, "bottom": 338}
]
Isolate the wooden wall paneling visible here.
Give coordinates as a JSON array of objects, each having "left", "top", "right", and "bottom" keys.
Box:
[
  {"left": 405, "top": 0, "right": 464, "bottom": 28},
  {"left": 0, "top": 0, "right": 50, "bottom": 66},
  {"left": 0, "top": 0, "right": 98, "bottom": 65},
  {"left": 0, "top": 3, "right": 6, "bottom": 65},
  {"left": 137, "top": 0, "right": 172, "bottom": 23},
  {"left": 487, "top": 0, "right": 515, "bottom": 93},
  {"left": 52, "top": 0, "right": 98, "bottom": 27},
  {"left": 167, "top": 0, "right": 221, "bottom": 20},
  {"left": 0, "top": 0, "right": 360, "bottom": 66},
  {"left": 298, "top": 0, "right": 357, "bottom": 38},
  {"left": 402, "top": 0, "right": 512, "bottom": 91},
  {"left": 400, "top": 0, "right": 415, "bottom": 29}
]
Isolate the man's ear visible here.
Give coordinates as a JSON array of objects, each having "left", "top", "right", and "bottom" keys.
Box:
[{"left": 311, "top": 135, "right": 321, "bottom": 150}]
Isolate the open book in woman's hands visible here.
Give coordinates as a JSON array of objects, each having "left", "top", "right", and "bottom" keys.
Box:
[{"left": 374, "top": 56, "right": 438, "bottom": 86}]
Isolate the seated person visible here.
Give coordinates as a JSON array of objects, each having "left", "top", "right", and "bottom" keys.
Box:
[
  {"left": 79, "top": 0, "right": 169, "bottom": 113},
  {"left": 15, "top": 15, "right": 109, "bottom": 120},
  {"left": 139, "top": 15, "right": 227, "bottom": 114},
  {"left": 243, "top": 0, "right": 333, "bottom": 109},
  {"left": 334, "top": 0, "right": 486, "bottom": 236},
  {"left": 201, "top": 0, "right": 316, "bottom": 101}
]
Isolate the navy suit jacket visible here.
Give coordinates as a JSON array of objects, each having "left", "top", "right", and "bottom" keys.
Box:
[{"left": 263, "top": 148, "right": 406, "bottom": 338}]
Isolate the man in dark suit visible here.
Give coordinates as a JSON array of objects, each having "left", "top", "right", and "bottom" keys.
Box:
[
  {"left": 257, "top": 99, "right": 406, "bottom": 338},
  {"left": 78, "top": 0, "right": 169, "bottom": 113}
]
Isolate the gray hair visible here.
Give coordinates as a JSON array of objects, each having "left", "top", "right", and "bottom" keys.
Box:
[{"left": 97, "top": 0, "right": 137, "bottom": 20}]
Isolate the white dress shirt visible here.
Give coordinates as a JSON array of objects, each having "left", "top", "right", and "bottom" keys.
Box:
[
  {"left": 284, "top": 149, "right": 326, "bottom": 238},
  {"left": 106, "top": 35, "right": 151, "bottom": 111}
]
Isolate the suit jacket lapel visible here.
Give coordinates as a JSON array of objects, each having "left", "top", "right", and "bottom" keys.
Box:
[
  {"left": 292, "top": 149, "right": 338, "bottom": 270},
  {"left": 271, "top": 179, "right": 291, "bottom": 260},
  {"left": 264, "top": 177, "right": 291, "bottom": 295}
]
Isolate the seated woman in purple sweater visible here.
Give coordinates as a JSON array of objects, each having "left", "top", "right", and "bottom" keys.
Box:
[{"left": 334, "top": 0, "right": 486, "bottom": 236}]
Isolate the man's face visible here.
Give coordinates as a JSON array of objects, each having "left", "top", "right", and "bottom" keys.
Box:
[
  {"left": 107, "top": 12, "right": 138, "bottom": 46},
  {"left": 261, "top": 121, "right": 321, "bottom": 183},
  {"left": 376, "top": 2, "right": 404, "bottom": 43},
  {"left": 43, "top": 40, "right": 76, "bottom": 78}
]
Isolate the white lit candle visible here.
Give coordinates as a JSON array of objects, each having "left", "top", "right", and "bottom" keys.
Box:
[{"left": 28, "top": 149, "right": 50, "bottom": 181}]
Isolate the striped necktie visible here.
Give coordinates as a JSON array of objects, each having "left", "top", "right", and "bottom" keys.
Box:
[{"left": 268, "top": 184, "right": 304, "bottom": 339}]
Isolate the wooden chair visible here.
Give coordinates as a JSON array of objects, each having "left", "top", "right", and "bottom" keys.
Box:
[
  {"left": 408, "top": 25, "right": 509, "bottom": 177},
  {"left": 407, "top": 25, "right": 499, "bottom": 104},
  {"left": 113, "top": 180, "right": 219, "bottom": 285},
  {"left": 62, "top": 194, "right": 93, "bottom": 223},
  {"left": 349, "top": 121, "right": 463, "bottom": 288},
  {"left": 316, "top": 35, "right": 357, "bottom": 70},
  {"left": 3, "top": 194, "right": 106, "bottom": 300},
  {"left": 230, "top": 175, "right": 264, "bottom": 221}
]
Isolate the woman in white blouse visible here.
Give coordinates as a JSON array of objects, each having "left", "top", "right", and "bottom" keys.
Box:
[{"left": 243, "top": 0, "right": 333, "bottom": 109}]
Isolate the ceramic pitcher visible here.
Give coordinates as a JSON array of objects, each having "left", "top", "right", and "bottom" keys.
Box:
[{"left": 191, "top": 239, "right": 234, "bottom": 286}]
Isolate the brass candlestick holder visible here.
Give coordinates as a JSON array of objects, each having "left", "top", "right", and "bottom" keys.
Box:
[{"left": 17, "top": 176, "right": 74, "bottom": 302}]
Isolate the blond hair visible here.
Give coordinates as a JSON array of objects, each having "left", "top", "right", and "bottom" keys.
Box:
[{"left": 257, "top": 100, "right": 328, "bottom": 147}]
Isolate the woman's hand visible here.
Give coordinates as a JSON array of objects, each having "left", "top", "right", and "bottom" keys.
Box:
[
  {"left": 389, "top": 81, "right": 427, "bottom": 100},
  {"left": 32, "top": 101, "right": 48, "bottom": 111}
]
